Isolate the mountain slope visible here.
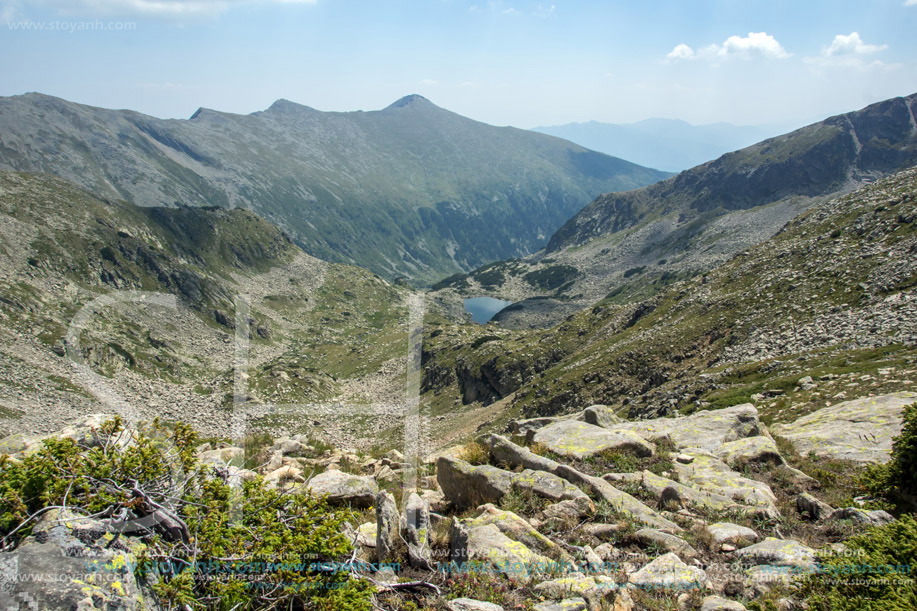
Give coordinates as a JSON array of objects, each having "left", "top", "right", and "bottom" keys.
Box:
[
  {"left": 533, "top": 118, "right": 779, "bottom": 172},
  {"left": 0, "top": 93, "right": 668, "bottom": 283},
  {"left": 420, "top": 165, "right": 917, "bottom": 439},
  {"left": 433, "top": 93, "right": 917, "bottom": 327},
  {"left": 0, "top": 170, "right": 414, "bottom": 445}
]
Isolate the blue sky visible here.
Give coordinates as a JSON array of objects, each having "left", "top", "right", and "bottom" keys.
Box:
[{"left": 1, "top": 0, "right": 916, "bottom": 130}]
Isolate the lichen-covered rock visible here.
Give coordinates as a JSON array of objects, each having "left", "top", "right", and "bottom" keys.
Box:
[
  {"left": 639, "top": 471, "right": 749, "bottom": 514},
  {"left": 701, "top": 596, "right": 748, "bottom": 611},
  {"left": 706, "top": 523, "right": 759, "bottom": 547},
  {"left": 733, "top": 538, "right": 815, "bottom": 572},
  {"left": 512, "top": 469, "right": 591, "bottom": 504},
  {"left": 437, "top": 456, "right": 515, "bottom": 508},
  {"left": 828, "top": 507, "right": 895, "bottom": 525},
  {"left": 715, "top": 436, "right": 785, "bottom": 468},
  {"left": 375, "top": 491, "right": 401, "bottom": 564},
  {"left": 672, "top": 451, "right": 778, "bottom": 515},
  {"left": 405, "top": 492, "right": 434, "bottom": 570},
  {"left": 609, "top": 404, "right": 762, "bottom": 452},
  {"left": 770, "top": 392, "right": 917, "bottom": 463},
  {"left": 0, "top": 509, "right": 148, "bottom": 611},
  {"left": 449, "top": 521, "right": 553, "bottom": 582},
  {"left": 628, "top": 529, "right": 698, "bottom": 560},
  {"left": 796, "top": 493, "right": 834, "bottom": 521},
  {"left": 470, "top": 505, "right": 571, "bottom": 561},
  {"left": 532, "top": 599, "right": 589, "bottom": 611},
  {"left": 578, "top": 405, "right": 621, "bottom": 428},
  {"left": 305, "top": 469, "right": 379, "bottom": 507},
  {"left": 533, "top": 574, "right": 597, "bottom": 599},
  {"left": 627, "top": 552, "right": 707, "bottom": 590},
  {"left": 531, "top": 420, "right": 654, "bottom": 460}
]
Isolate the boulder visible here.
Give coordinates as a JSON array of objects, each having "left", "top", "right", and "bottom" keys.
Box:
[
  {"left": 531, "top": 420, "right": 654, "bottom": 460},
  {"left": 533, "top": 574, "right": 597, "bottom": 599},
  {"left": 470, "top": 505, "right": 571, "bottom": 561},
  {"left": 306, "top": 469, "right": 379, "bottom": 507},
  {"left": 263, "top": 464, "right": 305, "bottom": 488},
  {"left": 706, "top": 523, "right": 759, "bottom": 548},
  {"left": 701, "top": 596, "right": 748, "bottom": 611},
  {"left": 375, "top": 491, "right": 401, "bottom": 564},
  {"left": 404, "top": 492, "right": 434, "bottom": 570},
  {"left": 828, "top": 507, "right": 895, "bottom": 525},
  {"left": 437, "top": 456, "right": 514, "bottom": 508},
  {"left": 270, "top": 437, "right": 310, "bottom": 456},
  {"left": 509, "top": 416, "right": 565, "bottom": 437},
  {"left": 0, "top": 509, "right": 148, "bottom": 610},
  {"left": 628, "top": 529, "right": 698, "bottom": 560},
  {"left": 198, "top": 445, "right": 245, "bottom": 466},
  {"left": 715, "top": 436, "right": 785, "bottom": 468},
  {"left": 512, "top": 469, "right": 591, "bottom": 504},
  {"left": 796, "top": 493, "right": 834, "bottom": 521},
  {"left": 733, "top": 538, "right": 815, "bottom": 573},
  {"left": 488, "top": 435, "right": 680, "bottom": 532},
  {"left": 578, "top": 405, "right": 622, "bottom": 428},
  {"left": 770, "top": 392, "right": 917, "bottom": 463},
  {"left": 449, "top": 521, "right": 553, "bottom": 582},
  {"left": 627, "top": 552, "right": 707, "bottom": 590},
  {"left": 638, "top": 471, "right": 748, "bottom": 514}
]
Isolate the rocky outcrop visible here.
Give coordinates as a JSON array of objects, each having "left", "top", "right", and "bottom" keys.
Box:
[
  {"left": 305, "top": 469, "right": 380, "bottom": 507},
  {"left": 627, "top": 552, "right": 707, "bottom": 590},
  {"left": 770, "top": 392, "right": 917, "bottom": 463},
  {"left": 530, "top": 420, "right": 655, "bottom": 460}
]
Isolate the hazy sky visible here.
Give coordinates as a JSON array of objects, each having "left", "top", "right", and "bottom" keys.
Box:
[{"left": 1, "top": 0, "right": 916, "bottom": 130}]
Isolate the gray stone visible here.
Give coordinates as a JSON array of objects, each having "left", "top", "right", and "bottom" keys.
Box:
[
  {"left": 449, "top": 520, "right": 552, "bottom": 582},
  {"left": 706, "top": 523, "right": 759, "bottom": 547},
  {"left": 770, "top": 392, "right": 917, "bottom": 463},
  {"left": 531, "top": 420, "right": 655, "bottom": 460},
  {"left": 306, "top": 469, "right": 379, "bottom": 507},
  {"left": 716, "top": 436, "right": 785, "bottom": 468},
  {"left": 733, "top": 538, "right": 815, "bottom": 571},
  {"left": 672, "top": 451, "right": 778, "bottom": 516},
  {"left": 404, "top": 492, "right": 433, "bottom": 570},
  {"left": 609, "top": 404, "right": 762, "bottom": 452},
  {"left": 533, "top": 574, "right": 598, "bottom": 599},
  {"left": 513, "top": 469, "right": 592, "bottom": 504},
  {"left": 579, "top": 405, "right": 622, "bottom": 428},
  {"left": 627, "top": 552, "right": 707, "bottom": 589},
  {"left": 197, "top": 445, "right": 245, "bottom": 466},
  {"left": 639, "top": 471, "right": 750, "bottom": 515},
  {"left": 828, "top": 507, "right": 895, "bottom": 525},
  {"left": 629, "top": 528, "right": 698, "bottom": 560},
  {"left": 470, "top": 504, "right": 570, "bottom": 561},
  {"left": 0, "top": 509, "right": 148, "bottom": 611},
  {"left": 447, "top": 599, "right": 505, "bottom": 611},
  {"left": 796, "top": 493, "right": 834, "bottom": 521},
  {"left": 437, "top": 456, "right": 514, "bottom": 508},
  {"left": 701, "top": 596, "right": 748, "bottom": 611},
  {"left": 375, "top": 491, "right": 401, "bottom": 564}
]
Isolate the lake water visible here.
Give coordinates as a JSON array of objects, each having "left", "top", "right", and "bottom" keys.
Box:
[{"left": 464, "top": 296, "right": 512, "bottom": 324}]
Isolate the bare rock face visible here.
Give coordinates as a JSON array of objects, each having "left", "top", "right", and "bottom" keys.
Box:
[{"left": 770, "top": 392, "right": 917, "bottom": 463}]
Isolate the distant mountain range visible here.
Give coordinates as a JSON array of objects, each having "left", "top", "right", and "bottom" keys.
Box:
[
  {"left": 0, "top": 93, "right": 669, "bottom": 283},
  {"left": 532, "top": 118, "right": 782, "bottom": 172},
  {"left": 435, "top": 92, "right": 917, "bottom": 328}
]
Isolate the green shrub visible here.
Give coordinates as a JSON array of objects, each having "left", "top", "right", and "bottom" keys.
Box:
[
  {"left": 796, "top": 514, "right": 917, "bottom": 611},
  {"left": 0, "top": 417, "right": 372, "bottom": 610},
  {"left": 860, "top": 403, "right": 917, "bottom": 511}
]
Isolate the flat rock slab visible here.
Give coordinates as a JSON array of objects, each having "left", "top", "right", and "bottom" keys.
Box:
[
  {"left": 532, "top": 420, "right": 655, "bottom": 460},
  {"left": 609, "top": 404, "right": 761, "bottom": 452},
  {"left": 305, "top": 469, "right": 379, "bottom": 507},
  {"left": 673, "top": 452, "right": 777, "bottom": 514},
  {"left": 770, "top": 392, "right": 917, "bottom": 463},
  {"left": 628, "top": 552, "right": 707, "bottom": 590},
  {"left": 715, "top": 436, "right": 784, "bottom": 468},
  {"left": 453, "top": 522, "right": 553, "bottom": 582},
  {"left": 733, "top": 537, "right": 815, "bottom": 571}
]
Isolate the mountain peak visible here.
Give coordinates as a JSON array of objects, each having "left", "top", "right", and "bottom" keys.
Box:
[
  {"left": 262, "top": 98, "right": 318, "bottom": 116},
  {"left": 384, "top": 94, "right": 436, "bottom": 111}
]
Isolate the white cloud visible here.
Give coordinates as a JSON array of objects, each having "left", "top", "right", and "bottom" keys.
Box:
[
  {"left": 30, "top": 0, "right": 316, "bottom": 20},
  {"left": 0, "top": 1, "right": 22, "bottom": 23},
  {"left": 823, "top": 32, "right": 887, "bottom": 56},
  {"left": 806, "top": 32, "right": 891, "bottom": 69},
  {"left": 666, "top": 43, "right": 695, "bottom": 61},
  {"left": 667, "top": 32, "right": 790, "bottom": 62},
  {"left": 906, "top": 0, "right": 917, "bottom": 6}
]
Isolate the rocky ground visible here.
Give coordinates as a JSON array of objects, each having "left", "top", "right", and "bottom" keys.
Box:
[{"left": 2, "top": 391, "right": 911, "bottom": 610}]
